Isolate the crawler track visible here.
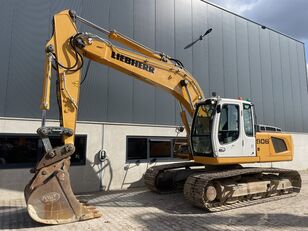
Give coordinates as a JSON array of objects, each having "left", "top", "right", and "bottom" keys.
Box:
[
  {"left": 145, "top": 164, "right": 301, "bottom": 211},
  {"left": 184, "top": 167, "right": 301, "bottom": 212},
  {"left": 144, "top": 162, "right": 241, "bottom": 193},
  {"left": 144, "top": 162, "right": 206, "bottom": 193}
]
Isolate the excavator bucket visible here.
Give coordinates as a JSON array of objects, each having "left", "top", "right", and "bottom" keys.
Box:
[{"left": 24, "top": 158, "right": 101, "bottom": 224}]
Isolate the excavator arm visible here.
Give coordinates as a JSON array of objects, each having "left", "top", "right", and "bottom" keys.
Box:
[
  {"left": 42, "top": 10, "right": 204, "bottom": 145},
  {"left": 25, "top": 9, "right": 204, "bottom": 224}
]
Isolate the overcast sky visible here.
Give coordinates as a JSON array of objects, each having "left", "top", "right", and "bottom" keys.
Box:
[{"left": 208, "top": 0, "right": 308, "bottom": 68}]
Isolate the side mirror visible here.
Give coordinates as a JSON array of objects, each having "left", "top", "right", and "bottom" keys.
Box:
[{"left": 216, "top": 105, "right": 221, "bottom": 113}]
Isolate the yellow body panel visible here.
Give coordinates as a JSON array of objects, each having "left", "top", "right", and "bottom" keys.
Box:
[
  {"left": 193, "top": 132, "right": 293, "bottom": 165},
  {"left": 82, "top": 40, "right": 204, "bottom": 116},
  {"left": 42, "top": 10, "right": 80, "bottom": 145},
  {"left": 255, "top": 132, "right": 293, "bottom": 162}
]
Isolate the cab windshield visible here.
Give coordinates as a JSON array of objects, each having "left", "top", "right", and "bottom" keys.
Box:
[{"left": 191, "top": 100, "right": 216, "bottom": 156}]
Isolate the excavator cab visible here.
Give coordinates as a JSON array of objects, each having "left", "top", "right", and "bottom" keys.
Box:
[
  {"left": 191, "top": 97, "right": 295, "bottom": 166},
  {"left": 191, "top": 97, "right": 256, "bottom": 164}
]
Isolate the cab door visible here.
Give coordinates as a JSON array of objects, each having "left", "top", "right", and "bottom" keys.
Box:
[
  {"left": 212, "top": 101, "right": 255, "bottom": 158},
  {"left": 212, "top": 102, "right": 243, "bottom": 157},
  {"left": 242, "top": 103, "right": 256, "bottom": 156}
]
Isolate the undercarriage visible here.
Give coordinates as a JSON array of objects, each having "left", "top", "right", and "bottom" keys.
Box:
[{"left": 144, "top": 162, "right": 301, "bottom": 211}]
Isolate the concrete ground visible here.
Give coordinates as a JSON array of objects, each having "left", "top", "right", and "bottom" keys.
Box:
[{"left": 1, "top": 171, "right": 308, "bottom": 231}]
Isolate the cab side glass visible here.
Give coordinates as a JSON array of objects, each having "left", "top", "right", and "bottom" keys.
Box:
[
  {"left": 243, "top": 104, "right": 254, "bottom": 137},
  {"left": 218, "top": 104, "right": 240, "bottom": 144},
  {"left": 191, "top": 102, "right": 216, "bottom": 156}
]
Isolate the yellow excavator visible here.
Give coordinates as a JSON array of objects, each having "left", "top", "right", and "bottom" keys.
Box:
[{"left": 24, "top": 9, "right": 301, "bottom": 224}]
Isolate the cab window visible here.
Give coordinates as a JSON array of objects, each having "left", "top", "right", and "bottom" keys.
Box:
[
  {"left": 191, "top": 101, "right": 216, "bottom": 156},
  {"left": 243, "top": 104, "right": 253, "bottom": 137},
  {"left": 218, "top": 104, "right": 239, "bottom": 144}
]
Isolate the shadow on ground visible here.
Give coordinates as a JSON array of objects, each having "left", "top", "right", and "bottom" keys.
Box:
[
  {"left": 132, "top": 212, "right": 308, "bottom": 231},
  {"left": 0, "top": 206, "right": 43, "bottom": 229},
  {"left": 78, "top": 190, "right": 204, "bottom": 214},
  {"left": 77, "top": 188, "right": 308, "bottom": 229}
]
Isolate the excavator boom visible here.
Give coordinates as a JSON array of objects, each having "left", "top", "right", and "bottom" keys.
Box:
[{"left": 25, "top": 9, "right": 204, "bottom": 224}]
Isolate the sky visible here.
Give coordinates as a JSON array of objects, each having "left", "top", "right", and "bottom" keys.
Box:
[{"left": 208, "top": 0, "right": 308, "bottom": 71}]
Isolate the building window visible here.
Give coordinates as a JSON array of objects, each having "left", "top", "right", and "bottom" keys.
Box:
[
  {"left": 127, "top": 138, "right": 147, "bottom": 160},
  {"left": 0, "top": 134, "right": 87, "bottom": 169},
  {"left": 173, "top": 137, "right": 190, "bottom": 154},
  {"left": 149, "top": 139, "right": 172, "bottom": 158},
  {"left": 127, "top": 137, "right": 175, "bottom": 161}
]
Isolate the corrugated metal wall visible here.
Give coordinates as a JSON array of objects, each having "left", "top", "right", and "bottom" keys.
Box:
[{"left": 0, "top": 0, "right": 307, "bottom": 132}]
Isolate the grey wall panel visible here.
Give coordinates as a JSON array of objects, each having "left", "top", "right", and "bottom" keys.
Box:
[
  {"left": 5, "top": 0, "right": 50, "bottom": 118},
  {"left": 49, "top": 0, "right": 83, "bottom": 18},
  {"left": 248, "top": 23, "right": 264, "bottom": 123},
  {"left": 192, "top": 0, "right": 209, "bottom": 97},
  {"left": 107, "top": 0, "right": 134, "bottom": 123},
  {"left": 78, "top": 61, "right": 109, "bottom": 121},
  {"left": 288, "top": 40, "right": 304, "bottom": 132},
  {"left": 0, "top": 0, "right": 14, "bottom": 116},
  {"left": 175, "top": 0, "right": 193, "bottom": 124},
  {"left": 175, "top": 0, "right": 193, "bottom": 71},
  {"left": 155, "top": 0, "right": 176, "bottom": 125},
  {"left": 297, "top": 43, "right": 308, "bottom": 131},
  {"left": 132, "top": 0, "right": 156, "bottom": 124},
  {"left": 48, "top": 0, "right": 84, "bottom": 38},
  {"left": 269, "top": 32, "right": 286, "bottom": 130},
  {"left": 279, "top": 36, "right": 295, "bottom": 131},
  {"left": 78, "top": 0, "right": 110, "bottom": 121},
  {"left": 235, "top": 17, "right": 250, "bottom": 99},
  {"left": 259, "top": 28, "right": 275, "bottom": 126},
  {"left": 222, "top": 12, "right": 237, "bottom": 98},
  {"left": 208, "top": 4, "right": 224, "bottom": 97}
]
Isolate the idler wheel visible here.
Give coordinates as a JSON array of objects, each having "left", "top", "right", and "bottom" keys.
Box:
[{"left": 204, "top": 185, "right": 217, "bottom": 202}]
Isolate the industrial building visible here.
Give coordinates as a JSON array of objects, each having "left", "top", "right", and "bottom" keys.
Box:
[{"left": 0, "top": 0, "right": 307, "bottom": 199}]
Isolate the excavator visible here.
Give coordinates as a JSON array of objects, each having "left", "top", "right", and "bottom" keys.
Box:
[{"left": 24, "top": 9, "right": 301, "bottom": 224}]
